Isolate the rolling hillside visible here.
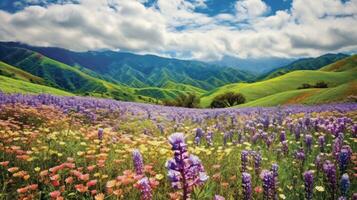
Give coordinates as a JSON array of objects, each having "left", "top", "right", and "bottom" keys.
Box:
[
  {"left": 261, "top": 53, "right": 348, "bottom": 80},
  {"left": 0, "top": 44, "right": 138, "bottom": 101},
  {"left": 0, "top": 42, "right": 255, "bottom": 90},
  {"left": 0, "top": 61, "right": 44, "bottom": 84},
  {"left": 0, "top": 75, "right": 73, "bottom": 96},
  {"left": 201, "top": 55, "right": 357, "bottom": 107}
]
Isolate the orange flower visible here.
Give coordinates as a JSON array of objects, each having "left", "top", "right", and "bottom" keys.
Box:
[
  {"left": 94, "top": 193, "right": 105, "bottom": 200},
  {"left": 254, "top": 186, "right": 263, "bottom": 193},
  {"left": 75, "top": 184, "right": 88, "bottom": 193},
  {"left": 80, "top": 174, "right": 90, "bottom": 181},
  {"left": 17, "top": 187, "right": 28, "bottom": 194},
  {"left": 65, "top": 176, "right": 74, "bottom": 184},
  {"left": 28, "top": 184, "right": 38, "bottom": 190},
  {"left": 8, "top": 167, "right": 19, "bottom": 173}
]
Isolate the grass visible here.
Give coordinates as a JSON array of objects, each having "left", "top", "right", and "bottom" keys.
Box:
[
  {"left": 0, "top": 75, "right": 73, "bottom": 96},
  {"left": 201, "top": 70, "right": 357, "bottom": 107}
]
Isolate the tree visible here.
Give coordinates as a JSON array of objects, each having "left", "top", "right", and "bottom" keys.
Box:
[
  {"left": 210, "top": 92, "right": 246, "bottom": 108},
  {"left": 314, "top": 81, "right": 328, "bottom": 88}
]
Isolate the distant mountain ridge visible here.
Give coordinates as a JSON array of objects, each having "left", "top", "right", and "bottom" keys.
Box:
[{"left": 0, "top": 42, "right": 255, "bottom": 91}]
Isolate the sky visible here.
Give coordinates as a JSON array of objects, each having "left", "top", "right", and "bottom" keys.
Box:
[{"left": 0, "top": 0, "right": 356, "bottom": 61}]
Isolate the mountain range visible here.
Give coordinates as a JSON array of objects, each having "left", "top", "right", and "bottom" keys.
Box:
[{"left": 0, "top": 41, "right": 355, "bottom": 107}]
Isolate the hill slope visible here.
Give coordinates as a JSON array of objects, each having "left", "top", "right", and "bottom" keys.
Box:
[
  {"left": 0, "top": 44, "right": 137, "bottom": 101},
  {"left": 201, "top": 55, "right": 357, "bottom": 107},
  {"left": 0, "top": 42, "right": 255, "bottom": 90},
  {"left": 0, "top": 75, "right": 73, "bottom": 96},
  {"left": 262, "top": 53, "right": 348, "bottom": 80},
  {"left": 0, "top": 61, "right": 44, "bottom": 84}
]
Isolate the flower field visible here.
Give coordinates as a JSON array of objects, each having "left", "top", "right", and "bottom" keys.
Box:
[{"left": 0, "top": 93, "right": 356, "bottom": 200}]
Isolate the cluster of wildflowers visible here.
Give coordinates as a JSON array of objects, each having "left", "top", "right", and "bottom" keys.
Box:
[{"left": 166, "top": 133, "right": 208, "bottom": 199}]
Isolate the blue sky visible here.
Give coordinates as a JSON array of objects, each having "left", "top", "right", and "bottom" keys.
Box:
[{"left": 0, "top": 0, "right": 356, "bottom": 61}]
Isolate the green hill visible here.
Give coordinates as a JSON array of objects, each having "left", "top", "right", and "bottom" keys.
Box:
[
  {"left": 0, "top": 45, "right": 139, "bottom": 101},
  {"left": 320, "top": 55, "right": 357, "bottom": 72},
  {"left": 201, "top": 55, "right": 357, "bottom": 107},
  {"left": 0, "top": 61, "right": 44, "bottom": 84},
  {"left": 237, "top": 80, "right": 357, "bottom": 107},
  {"left": 262, "top": 53, "right": 348, "bottom": 80},
  {"left": 0, "top": 75, "right": 73, "bottom": 96}
]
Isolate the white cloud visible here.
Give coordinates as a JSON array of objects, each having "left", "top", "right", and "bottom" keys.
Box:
[{"left": 0, "top": 0, "right": 357, "bottom": 60}]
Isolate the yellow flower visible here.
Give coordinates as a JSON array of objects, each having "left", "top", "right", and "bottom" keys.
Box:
[
  {"left": 279, "top": 194, "right": 286, "bottom": 199},
  {"left": 315, "top": 186, "right": 325, "bottom": 192},
  {"left": 34, "top": 167, "right": 41, "bottom": 172},
  {"left": 77, "top": 151, "right": 85, "bottom": 156},
  {"left": 155, "top": 174, "right": 164, "bottom": 180}
]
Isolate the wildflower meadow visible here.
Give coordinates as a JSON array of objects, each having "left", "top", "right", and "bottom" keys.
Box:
[{"left": 0, "top": 93, "right": 356, "bottom": 200}]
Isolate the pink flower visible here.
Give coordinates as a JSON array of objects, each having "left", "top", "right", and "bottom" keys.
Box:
[
  {"left": 50, "top": 190, "right": 61, "bottom": 198},
  {"left": 87, "top": 179, "right": 98, "bottom": 187}
]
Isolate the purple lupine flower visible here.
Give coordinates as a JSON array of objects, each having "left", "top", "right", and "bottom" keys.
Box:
[
  {"left": 271, "top": 163, "right": 279, "bottom": 179},
  {"left": 323, "top": 161, "right": 337, "bottom": 197},
  {"left": 305, "top": 134, "right": 313, "bottom": 152},
  {"left": 303, "top": 171, "right": 314, "bottom": 200},
  {"left": 332, "top": 138, "right": 342, "bottom": 160},
  {"left": 279, "top": 131, "right": 286, "bottom": 142},
  {"left": 242, "top": 172, "right": 252, "bottom": 200},
  {"left": 271, "top": 164, "right": 279, "bottom": 200},
  {"left": 260, "top": 170, "right": 274, "bottom": 200},
  {"left": 132, "top": 149, "right": 144, "bottom": 175},
  {"left": 294, "top": 126, "right": 301, "bottom": 141},
  {"left": 166, "top": 133, "right": 208, "bottom": 200},
  {"left": 241, "top": 150, "right": 249, "bottom": 172},
  {"left": 98, "top": 128, "right": 104, "bottom": 140},
  {"left": 295, "top": 148, "right": 305, "bottom": 161},
  {"left": 340, "top": 173, "right": 350, "bottom": 197},
  {"left": 137, "top": 177, "right": 152, "bottom": 200},
  {"left": 281, "top": 141, "right": 288, "bottom": 155},
  {"left": 318, "top": 135, "right": 325, "bottom": 152},
  {"left": 253, "top": 151, "right": 262, "bottom": 175},
  {"left": 339, "top": 149, "right": 351, "bottom": 174},
  {"left": 315, "top": 154, "right": 324, "bottom": 171}
]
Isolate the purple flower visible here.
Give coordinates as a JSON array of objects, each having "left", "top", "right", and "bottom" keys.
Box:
[
  {"left": 281, "top": 141, "right": 288, "bottom": 155},
  {"left": 279, "top": 131, "right": 286, "bottom": 142},
  {"left": 242, "top": 172, "right": 252, "bottom": 200},
  {"left": 303, "top": 171, "right": 314, "bottom": 200},
  {"left": 132, "top": 149, "right": 144, "bottom": 175},
  {"left": 166, "top": 133, "right": 208, "bottom": 200},
  {"left": 323, "top": 161, "right": 337, "bottom": 197},
  {"left": 260, "top": 170, "right": 274, "bottom": 200},
  {"left": 305, "top": 134, "right": 313, "bottom": 152},
  {"left": 295, "top": 148, "right": 305, "bottom": 161},
  {"left": 206, "top": 131, "right": 213, "bottom": 146},
  {"left": 137, "top": 177, "right": 152, "bottom": 200},
  {"left": 340, "top": 173, "right": 350, "bottom": 197},
  {"left": 318, "top": 135, "right": 325, "bottom": 152},
  {"left": 253, "top": 151, "right": 262, "bottom": 175},
  {"left": 98, "top": 128, "right": 104, "bottom": 140},
  {"left": 339, "top": 149, "right": 351, "bottom": 174},
  {"left": 241, "top": 150, "right": 249, "bottom": 172}
]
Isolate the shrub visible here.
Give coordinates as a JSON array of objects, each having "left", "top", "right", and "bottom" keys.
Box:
[
  {"left": 163, "top": 93, "right": 200, "bottom": 108},
  {"left": 210, "top": 92, "right": 246, "bottom": 108}
]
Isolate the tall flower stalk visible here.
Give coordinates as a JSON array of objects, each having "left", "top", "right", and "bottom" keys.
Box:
[
  {"left": 303, "top": 171, "right": 313, "bottom": 200},
  {"left": 242, "top": 172, "right": 252, "bottom": 200},
  {"left": 166, "top": 133, "right": 208, "bottom": 200}
]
